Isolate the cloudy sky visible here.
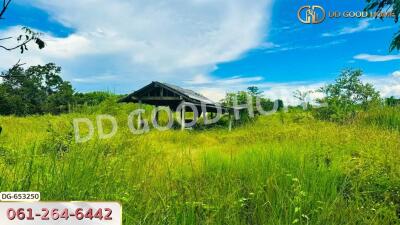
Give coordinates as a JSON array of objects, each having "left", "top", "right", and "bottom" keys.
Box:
[{"left": 1, "top": 0, "right": 400, "bottom": 104}]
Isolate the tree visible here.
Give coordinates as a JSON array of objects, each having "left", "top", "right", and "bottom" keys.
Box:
[
  {"left": 0, "top": 0, "right": 46, "bottom": 134},
  {"left": 293, "top": 90, "right": 313, "bottom": 102},
  {"left": 73, "top": 92, "right": 119, "bottom": 106},
  {"left": 365, "top": 0, "right": 400, "bottom": 51},
  {"left": 386, "top": 96, "right": 400, "bottom": 106},
  {"left": 315, "top": 69, "right": 381, "bottom": 122},
  {"left": 44, "top": 82, "right": 74, "bottom": 114},
  {"left": 221, "top": 87, "right": 283, "bottom": 122},
  {"left": 247, "top": 86, "right": 262, "bottom": 96},
  {"left": 0, "top": 63, "right": 74, "bottom": 115},
  {"left": 293, "top": 90, "right": 313, "bottom": 109}
]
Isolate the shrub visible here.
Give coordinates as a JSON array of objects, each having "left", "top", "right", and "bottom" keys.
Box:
[{"left": 314, "top": 69, "right": 381, "bottom": 122}]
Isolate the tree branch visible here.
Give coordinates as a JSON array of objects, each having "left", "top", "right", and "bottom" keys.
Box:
[
  {"left": 11, "top": 59, "right": 25, "bottom": 68},
  {"left": 0, "top": 36, "right": 12, "bottom": 41},
  {"left": 0, "top": 0, "right": 11, "bottom": 19},
  {"left": 0, "top": 59, "right": 25, "bottom": 78},
  {"left": 0, "top": 36, "right": 34, "bottom": 51}
]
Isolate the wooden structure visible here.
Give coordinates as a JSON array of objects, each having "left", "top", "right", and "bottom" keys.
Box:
[{"left": 119, "top": 81, "right": 233, "bottom": 130}]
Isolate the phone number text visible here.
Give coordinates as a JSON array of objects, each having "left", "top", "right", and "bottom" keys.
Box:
[{"left": 6, "top": 208, "right": 113, "bottom": 221}]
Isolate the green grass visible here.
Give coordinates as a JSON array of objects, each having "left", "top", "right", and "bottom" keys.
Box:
[
  {"left": 0, "top": 103, "right": 400, "bottom": 224},
  {"left": 358, "top": 106, "right": 400, "bottom": 132}
]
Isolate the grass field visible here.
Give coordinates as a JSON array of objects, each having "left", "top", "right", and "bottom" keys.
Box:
[{"left": 0, "top": 102, "right": 399, "bottom": 224}]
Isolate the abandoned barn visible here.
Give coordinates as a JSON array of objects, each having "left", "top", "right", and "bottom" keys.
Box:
[{"left": 119, "top": 81, "right": 237, "bottom": 130}]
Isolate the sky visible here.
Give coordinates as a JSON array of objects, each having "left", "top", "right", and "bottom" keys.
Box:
[{"left": 0, "top": 0, "right": 400, "bottom": 105}]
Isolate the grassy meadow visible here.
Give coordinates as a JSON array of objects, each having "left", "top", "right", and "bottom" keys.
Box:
[{"left": 0, "top": 101, "right": 399, "bottom": 224}]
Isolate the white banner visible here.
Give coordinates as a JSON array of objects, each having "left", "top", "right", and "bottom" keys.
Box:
[
  {"left": 0, "top": 202, "right": 122, "bottom": 225},
  {"left": 0, "top": 192, "right": 40, "bottom": 202}
]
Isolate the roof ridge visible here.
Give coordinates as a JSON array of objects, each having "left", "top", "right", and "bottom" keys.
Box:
[{"left": 161, "top": 82, "right": 215, "bottom": 103}]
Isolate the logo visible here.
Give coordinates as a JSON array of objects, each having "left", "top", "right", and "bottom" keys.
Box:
[{"left": 297, "top": 5, "right": 326, "bottom": 24}]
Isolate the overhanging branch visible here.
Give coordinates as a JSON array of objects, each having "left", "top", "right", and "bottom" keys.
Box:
[
  {"left": 0, "top": 0, "right": 11, "bottom": 19},
  {"left": 0, "top": 36, "right": 34, "bottom": 51}
]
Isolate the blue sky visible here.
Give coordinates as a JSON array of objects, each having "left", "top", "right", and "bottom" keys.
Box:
[
  {"left": 214, "top": 0, "right": 399, "bottom": 82},
  {"left": 0, "top": 0, "right": 400, "bottom": 103}
]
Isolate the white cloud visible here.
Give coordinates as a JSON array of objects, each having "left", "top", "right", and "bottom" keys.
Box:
[
  {"left": 43, "top": 34, "right": 93, "bottom": 58},
  {"left": 354, "top": 53, "right": 400, "bottom": 62},
  {"left": 264, "top": 39, "right": 346, "bottom": 54},
  {"left": 321, "top": 19, "right": 394, "bottom": 38},
  {"left": 260, "top": 82, "right": 325, "bottom": 106},
  {"left": 185, "top": 74, "right": 263, "bottom": 86},
  {"left": 184, "top": 74, "right": 325, "bottom": 105},
  {"left": 322, "top": 19, "right": 371, "bottom": 37},
  {"left": 322, "top": 18, "right": 395, "bottom": 38},
  {"left": 218, "top": 76, "right": 263, "bottom": 85},
  {"left": 5, "top": 1, "right": 398, "bottom": 104},
  {"left": 72, "top": 75, "right": 118, "bottom": 84},
  {"left": 187, "top": 72, "right": 400, "bottom": 105},
  {"left": 392, "top": 71, "right": 400, "bottom": 78},
  {"left": 364, "top": 74, "right": 400, "bottom": 98},
  {"left": 186, "top": 74, "right": 213, "bottom": 85},
  {"left": 367, "top": 25, "right": 395, "bottom": 32},
  {"left": 258, "top": 41, "right": 280, "bottom": 49},
  {"left": 0, "top": 0, "right": 273, "bottom": 92},
  {"left": 0, "top": 26, "right": 95, "bottom": 68},
  {"left": 197, "top": 87, "right": 227, "bottom": 102},
  {"left": 339, "top": 20, "right": 370, "bottom": 34},
  {"left": 200, "top": 80, "right": 326, "bottom": 106}
]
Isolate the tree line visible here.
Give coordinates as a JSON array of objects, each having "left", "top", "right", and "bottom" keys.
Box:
[
  {"left": 1, "top": 63, "right": 399, "bottom": 121},
  {"left": 0, "top": 63, "right": 120, "bottom": 115},
  {"left": 221, "top": 69, "right": 400, "bottom": 123}
]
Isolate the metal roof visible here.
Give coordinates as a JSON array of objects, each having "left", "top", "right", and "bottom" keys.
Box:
[
  {"left": 161, "top": 82, "right": 215, "bottom": 104},
  {"left": 119, "top": 81, "right": 229, "bottom": 112}
]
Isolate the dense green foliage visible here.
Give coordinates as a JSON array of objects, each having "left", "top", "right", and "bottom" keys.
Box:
[
  {"left": 221, "top": 86, "right": 283, "bottom": 122},
  {"left": 0, "top": 63, "right": 121, "bottom": 115},
  {"left": 73, "top": 92, "right": 121, "bottom": 106},
  {"left": 0, "top": 101, "right": 399, "bottom": 224},
  {"left": 0, "top": 63, "right": 72, "bottom": 115},
  {"left": 314, "top": 69, "right": 381, "bottom": 122},
  {"left": 387, "top": 96, "right": 400, "bottom": 106},
  {"left": 222, "top": 86, "right": 283, "bottom": 111}
]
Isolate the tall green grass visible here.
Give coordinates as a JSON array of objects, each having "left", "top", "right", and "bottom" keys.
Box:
[
  {"left": 0, "top": 103, "right": 399, "bottom": 224},
  {"left": 358, "top": 106, "right": 400, "bottom": 132}
]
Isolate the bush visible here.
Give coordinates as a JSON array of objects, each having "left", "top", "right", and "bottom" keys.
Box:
[{"left": 314, "top": 69, "right": 381, "bottom": 123}]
